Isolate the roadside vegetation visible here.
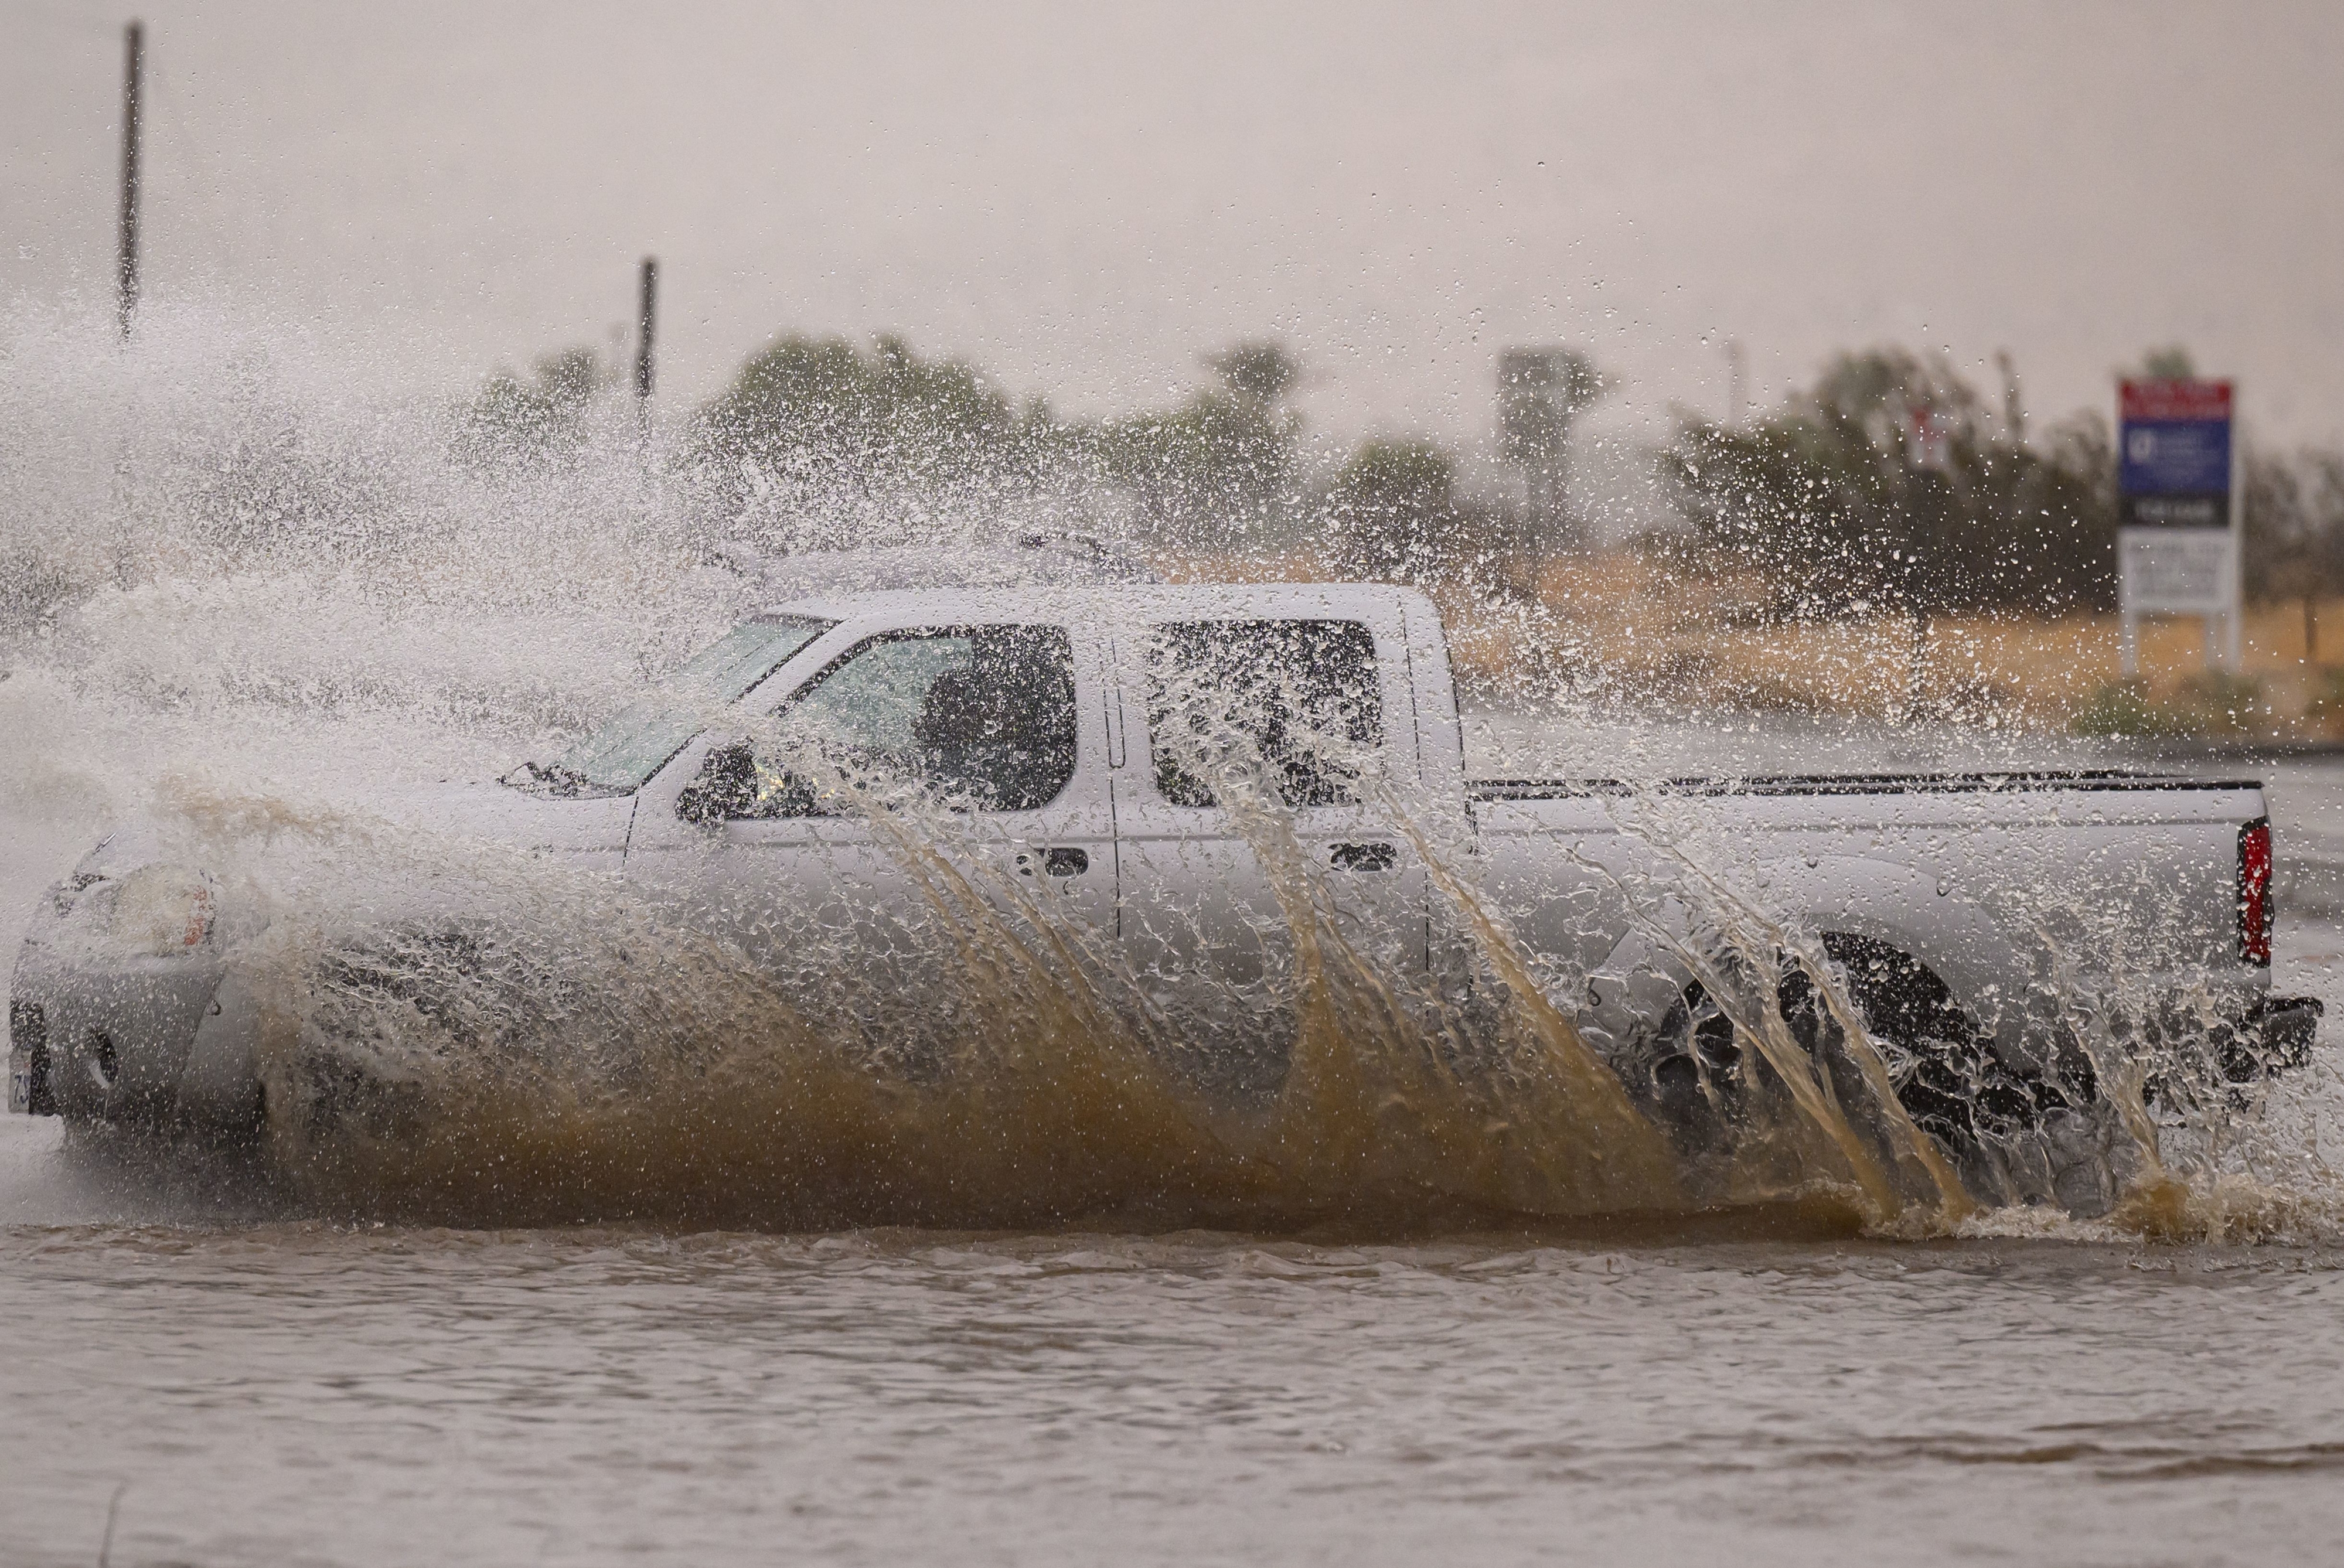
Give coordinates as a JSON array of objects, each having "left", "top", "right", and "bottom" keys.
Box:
[{"left": 451, "top": 332, "right": 2344, "bottom": 739}]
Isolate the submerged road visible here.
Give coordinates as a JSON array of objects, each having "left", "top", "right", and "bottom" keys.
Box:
[
  {"left": 0, "top": 1204, "right": 2339, "bottom": 1567},
  {"left": 0, "top": 725, "right": 2338, "bottom": 1566}
]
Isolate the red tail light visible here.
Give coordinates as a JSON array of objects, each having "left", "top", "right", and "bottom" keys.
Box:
[{"left": 2239, "top": 819, "right": 2273, "bottom": 966}]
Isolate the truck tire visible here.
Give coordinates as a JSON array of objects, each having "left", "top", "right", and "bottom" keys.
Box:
[
  {"left": 1630, "top": 936, "right": 2094, "bottom": 1163},
  {"left": 1786, "top": 934, "right": 2094, "bottom": 1149}
]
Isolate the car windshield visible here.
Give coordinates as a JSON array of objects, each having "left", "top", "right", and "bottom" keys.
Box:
[{"left": 515, "top": 615, "right": 833, "bottom": 796}]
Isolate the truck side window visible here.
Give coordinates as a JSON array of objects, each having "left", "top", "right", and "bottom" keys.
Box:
[
  {"left": 1145, "top": 619, "right": 1382, "bottom": 808},
  {"left": 715, "top": 625, "right": 1078, "bottom": 816}
]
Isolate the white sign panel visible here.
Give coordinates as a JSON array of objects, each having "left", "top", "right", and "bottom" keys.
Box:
[{"left": 2119, "top": 526, "right": 2230, "bottom": 613}]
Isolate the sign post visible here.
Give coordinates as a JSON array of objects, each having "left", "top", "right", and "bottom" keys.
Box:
[{"left": 2117, "top": 379, "right": 2237, "bottom": 676}]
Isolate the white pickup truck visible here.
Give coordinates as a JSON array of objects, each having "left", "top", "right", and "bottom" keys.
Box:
[{"left": 8, "top": 580, "right": 2319, "bottom": 1211}]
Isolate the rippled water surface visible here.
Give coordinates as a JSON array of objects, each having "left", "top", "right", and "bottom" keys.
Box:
[
  {"left": 5, "top": 748, "right": 2344, "bottom": 1564},
  {"left": 2, "top": 1139, "right": 2341, "bottom": 1568}
]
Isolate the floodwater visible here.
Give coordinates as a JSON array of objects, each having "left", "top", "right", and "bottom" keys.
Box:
[
  {"left": 4, "top": 743, "right": 2340, "bottom": 1566},
  {"left": 1, "top": 1205, "right": 2340, "bottom": 1567},
  {"left": 5, "top": 313, "right": 2344, "bottom": 1565}
]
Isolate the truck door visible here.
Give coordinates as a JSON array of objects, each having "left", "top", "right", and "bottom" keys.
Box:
[
  {"left": 1107, "top": 609, "right": 1429, "bottom": 1097},
  {"left": 628, "top": 620, "right": 1118, "bottom": 1027}
]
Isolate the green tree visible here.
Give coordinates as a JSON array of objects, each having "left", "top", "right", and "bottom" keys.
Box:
[
  {"left": 1099, "top": 342, "right": 1303, "bottom": 550},
  {"left": 686, "top": 334, "right": 1072, "bottom": 546},
  {"left": 1208, "top": 342, "right": 1299, "bottom": 403},
  {"left": 694, "top": 333, "right": 1028, "bottom": 488},
  {"left": 1661, "top": 347, "right": 2118, "bottom": 616},
  {"left": 1324, "top": 437, "right": 1472, "bottom": 584},
  {"left": 2244, "top": 449, "right": 2344, "bottom": 661},
  {"left": 459, "top": 346, "right": 612, "bottom": 462},
  {"left": 2134, "top": 346, "right": 2199, "bottom": 380}
]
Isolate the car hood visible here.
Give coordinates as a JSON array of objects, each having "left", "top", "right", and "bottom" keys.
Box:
[
  {"left": 62, "top": 782, "right": 635, "bottom": 890},
  {"left": 363, "top": 781, "right": 639, "bottom": 857},
  {"left": 23, "top": 783, "right": 639, "bottom": 964}
]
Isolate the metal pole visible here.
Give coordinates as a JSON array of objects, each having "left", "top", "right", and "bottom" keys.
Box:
[
  {"left": 116, "top": 20, "right": 144, "bottom": 341},
  {"left": 2226, "top": 391, "right": 2246, "bottom": 670},
  {"left": 1908, "top": 570, "right": 1928, "bottom": 723},
  {"left": 634, "top": 256, "right": 657, "bottom": 403}
]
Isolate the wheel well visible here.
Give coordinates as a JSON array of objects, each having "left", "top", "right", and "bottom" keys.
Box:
[
  {"left": 1796, "top": 933, "right": 2094, "bottom": 1141},
  {"left": 9, "top": 998, "right": 57, "bottom": 1117},
  {"left": 1814, "top": 933, "right": 1970, "bottom": 1050}
]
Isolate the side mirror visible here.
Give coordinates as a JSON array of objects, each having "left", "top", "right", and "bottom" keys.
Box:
[{"left": 677, "top": 742, "right": 758, "bottom": 827}]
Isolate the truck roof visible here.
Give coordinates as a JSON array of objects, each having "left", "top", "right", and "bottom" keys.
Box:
[{"left": 759, "top": 581, "right": 1437, "bottom": 623}]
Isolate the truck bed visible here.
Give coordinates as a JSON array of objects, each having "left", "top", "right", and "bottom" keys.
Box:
[{"left": 1470, "top": 771, "right": 2261, "bottom": 800}]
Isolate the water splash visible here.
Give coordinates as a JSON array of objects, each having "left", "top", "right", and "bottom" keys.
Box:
[{"left": 5, "top": 295, "right": 2333, "bottom": 1239}]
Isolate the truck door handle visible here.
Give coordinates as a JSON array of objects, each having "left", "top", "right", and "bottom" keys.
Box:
[
  {"left": 1330, "top": 842, "right": 1397, "bottom": 872},
  {"left": 1018, "top": 847, "right": 1091, "bottom": 877}
]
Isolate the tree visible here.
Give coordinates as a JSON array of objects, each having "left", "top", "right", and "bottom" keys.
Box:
[
  {"left": 1497, "top": 347, "right": 1604, "bottom": 551},
  {"left": 2135, "top": 346, "right": 2199, "bottom": 380},
  {"left": 1661, "top": 347, "right": 2118, "bottom": 617},
  {"left": 1207, "top": 342, "right": 1299, "bottom": 404},
  {"left": 686, "top": 333, "right": 1063, "bottom": 546},
  {"left": 695, "top": 333, "right": 1023, "bottom": 484},
  {"left": 1324, "top": 438, "right": 1470, "bottom": 584},
  {"left": 459, "top": 346, "right": 613, "bottom": 462},
  {"left": 1099, "top": 341, "right": 1303, "bottom": 550},
  {"left": 2244, "top": 449, "right": 2344, "bottom": 662}
]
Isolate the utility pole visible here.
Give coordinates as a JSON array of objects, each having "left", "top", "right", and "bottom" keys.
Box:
[
  {"left": 634, "top": 256, "right": 657, "bottom": 404},
  {"left": 116, "top": 19, "right": 145, "bottom": 340},
  {"left": 1723, "top": 339, "right": 1745, "bottom": 428}
]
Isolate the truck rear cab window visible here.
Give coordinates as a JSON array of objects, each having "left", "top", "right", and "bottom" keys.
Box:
[
  {"left": 1145, "top": 619, "right": 1382, "bottom": 807},
  {"left": 698, "top": 625, "right": 1078, "bottom": 817}
]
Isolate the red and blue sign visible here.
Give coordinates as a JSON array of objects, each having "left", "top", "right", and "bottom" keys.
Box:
[{"left": 2119, "top": 379, "right": 2233, "bottom": 527}]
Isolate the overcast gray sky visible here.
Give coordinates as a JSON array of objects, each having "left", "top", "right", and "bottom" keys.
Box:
[{"left": 8, "top": 0, "right": 2342, "bottom": 451}]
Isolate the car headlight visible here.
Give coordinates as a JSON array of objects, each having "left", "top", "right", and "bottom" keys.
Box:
[{"left": 110, "top": 866, "right": 219, "bottom": 957}]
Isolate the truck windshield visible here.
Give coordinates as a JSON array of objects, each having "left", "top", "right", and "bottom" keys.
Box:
[{"left": 516, "top": 615, "right": 834, "bottom": 796}]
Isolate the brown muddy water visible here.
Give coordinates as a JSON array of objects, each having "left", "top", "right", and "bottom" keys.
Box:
[{"left": 1, "top": 1160, "right": 2341, "bottom": 1567}]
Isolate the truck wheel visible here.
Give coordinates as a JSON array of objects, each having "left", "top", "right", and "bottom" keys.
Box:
[
  {"left": 1611, "top": 962, "right": 1762, "bottom": 1163},
  {"left": 1786, "top": 935, "right": 2094, "bottom": 1149},
  {"left": 22, "top": 1041, "right": 57, "bottom": 1117}
]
